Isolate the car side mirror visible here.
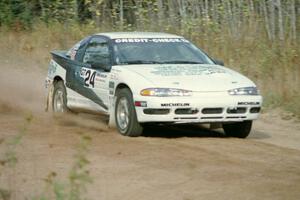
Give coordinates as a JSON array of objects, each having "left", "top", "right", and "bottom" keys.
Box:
[
  {"left": 88, "top": 54, "right": 110, "bottom": 71},
  {"left": 91, "top": 63, "right": 110, "bottom": 71},
  {"left": 214, "top": 59, "right": 224, "bottom": 66}
]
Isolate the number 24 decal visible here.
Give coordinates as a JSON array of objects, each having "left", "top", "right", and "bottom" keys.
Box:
[{"left": 84, "top": 70, "right": 96, "bottom": 88}]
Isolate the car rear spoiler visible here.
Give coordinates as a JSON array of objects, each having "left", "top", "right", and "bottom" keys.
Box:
[
  {"left": 50, "top": 50, "right": 83, "bottom": 70},
  {"left": 51, "top": 50, "right": 69, "bottom": 60}
]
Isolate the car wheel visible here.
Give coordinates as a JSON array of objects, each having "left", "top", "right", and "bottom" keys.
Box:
[
  {"left": 52, "top": 81, "right": 68, "bottom": 113},
  {"left": 222, "top": 121, "right": 252, "bottom": 138},
  {"left": 115, "top": 88, "right": 143, "bottom": 137}
]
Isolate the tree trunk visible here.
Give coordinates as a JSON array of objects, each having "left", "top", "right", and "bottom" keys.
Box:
[
  {"left": 290, "top": 0, "right": 297, "bottom": 41},
  {"left": 261, "top": 0, "right": 272, "bottom": 40},
  {"left": 167, "top": 0, "right": 179, "bottom": 30},
  {"left": 157, "top": 0, "right": 164, "bottom": 29},
  {"left": 120, "top": 0, "right": 124, "bottom": 29},
  {"left": 204, "top": 0, "right": 209, "bottom": 20},
  {"left": 268, "top": 0, "right": 276, "bottom": 41},
  {"left": 276, "top": 0, "right": 284, "bottom": 41}
]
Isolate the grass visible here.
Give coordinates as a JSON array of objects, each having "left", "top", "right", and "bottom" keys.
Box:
[
  {"left": 0, "top": 22, "right": 299, "bottom": 117},
  {"left": 0, "top": 113, "right": 33, "bottom": 200},
  {"left": 33, "top": 133, "right": 93, "bottom": 200},
  {"left": 0, "top": 113, "right": 93, "bottom": 200}
]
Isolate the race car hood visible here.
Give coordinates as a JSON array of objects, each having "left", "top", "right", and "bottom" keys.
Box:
[{"left": 122, "top": 64, "right": 256, "bottom": 92}]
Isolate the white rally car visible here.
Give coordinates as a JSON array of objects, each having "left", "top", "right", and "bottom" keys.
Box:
[{"left": 45, "top": 32, "right": 262, "bottom": 138}]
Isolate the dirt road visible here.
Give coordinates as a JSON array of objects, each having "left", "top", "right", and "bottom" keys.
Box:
[{"left": 0, "top": 67, "right": 300, "bottom": 200}]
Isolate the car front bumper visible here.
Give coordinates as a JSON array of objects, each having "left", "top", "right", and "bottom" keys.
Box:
[{"left": 134, "top": 92, "right": 263, "bottom": 124}]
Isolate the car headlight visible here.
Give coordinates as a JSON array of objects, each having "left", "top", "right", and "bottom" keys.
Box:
[
  {"left": 140, "top": 88, "right": 192, "bottom": 97},
  {"left": 228, "top": 87, "right": 259, "bottom": 95}
]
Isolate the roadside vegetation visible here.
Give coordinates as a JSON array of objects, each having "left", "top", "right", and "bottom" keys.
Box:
[
  {"left": 1, "top": 0, "right": 299, "bottom": 117},
  {"left": 0, "top": 114, "right": 33, "bottom": 200},
  {"left": 33, "top": 132, "right": 92, "bottom": 200}
]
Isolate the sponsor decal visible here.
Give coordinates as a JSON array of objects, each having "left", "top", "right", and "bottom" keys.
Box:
[
  {"left": 110, "top": 73, "right": 119, "bottom": 80},
  {"left": 70, "top": 49, "right": 77, "bottom": 60},
  {"left": 80, "top": 68, "right": 87, "bottom": 76},
  {"left": 238, "top": 102, "right": 260, "bottom": 105},
  {"left": 151, "top": 65, "right": 226, "bottom": 76},
  {"left": 80, "top": 68, "right": 108, "bottom": 86},
  {"left": 95, "top": 78, "right": 105, "bottom": 82},
  {"left": 84, "top": 70, "right": 96, "bottom": 88},
  {"left": 97, "top": 73, "right": 107, "bottom": 78},
  {"left": 161, "top": 103, "right": 190, "bottom": 107},
  {"left": 108, "top": 81, "right": 115, "bottom": 95},
  {"left": 109, "top": 81, "right": 115, "bottom": 89},
  {"left": 80, "top": 68, "right": 96, "bottom": 88},
  {"left": 134, "top": 101, "right": 147, "bottom": 107},
  {"left": 95, "top": 73, "right": 107, "bottom": 82},
  {"left": 114, "top": 38, "right": 189, "bottom": 43},
  {"left": 48, "top": 61, "right": 57, "bottom": 75}
]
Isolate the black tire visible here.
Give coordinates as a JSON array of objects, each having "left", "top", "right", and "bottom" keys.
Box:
[
  {"left": 222, "top": 121, "right": 252, "bottom": 138},
  {"left": 115, "top": 88, "right": 143, "bottom": 137},
  {"left": 52, "top": 81, "right": 68, "bottom": 113}
]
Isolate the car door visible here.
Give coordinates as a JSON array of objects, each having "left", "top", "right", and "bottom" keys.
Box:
[
  {"left": 63, "top": 36, "right": 111, "bottom": 113},
  {"left": 80, "top": 36, "right": 111, "bottom": 111}
]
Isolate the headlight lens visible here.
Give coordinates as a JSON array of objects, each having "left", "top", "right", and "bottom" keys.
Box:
[
  {"left": 140, "top": 88, "right": 192, "bottom": 97},
  {"left": 228, "top": 87, "right": 259, "bottom": 95}
]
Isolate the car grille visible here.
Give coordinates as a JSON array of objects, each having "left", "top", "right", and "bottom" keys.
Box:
[
  {"left": 250, "top": 107, "right": 261, "bottom": 113},
  {"left": 175, "top": 108, "right": 199, "bottom": 115},
  {"left": 143, "top": 109, "right": 170, "bottom": 115},
  {"left": 202, "top": 108, "right": 223, "bottom": 114},
  {"left": 227, "top": 107, "right": 247, "bottom": 114}
]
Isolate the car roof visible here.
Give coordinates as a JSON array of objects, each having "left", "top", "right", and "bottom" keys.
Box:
[{"left": 95, "top": 32, "right": 183, "bottom": 39}]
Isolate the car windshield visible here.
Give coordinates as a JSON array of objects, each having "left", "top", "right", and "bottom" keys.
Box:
[{"left": 112, "top": 38, "right": 214, "bottom": 65}]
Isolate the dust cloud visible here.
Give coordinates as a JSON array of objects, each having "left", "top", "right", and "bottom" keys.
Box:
[{"left": 0, "top": 67, "right": 46, "bottom": 113}]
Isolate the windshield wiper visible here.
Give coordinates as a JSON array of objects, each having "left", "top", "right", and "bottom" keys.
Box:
[
  {"left": 122, "top": 60, "right": 163, "bottom": 64},
  {"left": 162, "top": 60, "right": 204, "bottom": 64},
  {"left": 120, "top": 60, "right": 204, "bottom": 65}
]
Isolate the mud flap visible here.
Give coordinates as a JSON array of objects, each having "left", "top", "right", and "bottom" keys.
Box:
[
  {"left": 108, "top": 96, "right": 116, "bottom": 128},
  {"left": 45, "top": 84, "right": 54, "bottom": 112}
]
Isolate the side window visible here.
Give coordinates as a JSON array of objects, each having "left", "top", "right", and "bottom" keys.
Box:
[
  {"left": 66, "top": 36, "right": 90, "bottom": 60},
  {"left": 83, "top": 37, "right": 110, "bottom": 68},
  {"left": 66, "top": 41, "right": 81, "bottom": 60}
]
